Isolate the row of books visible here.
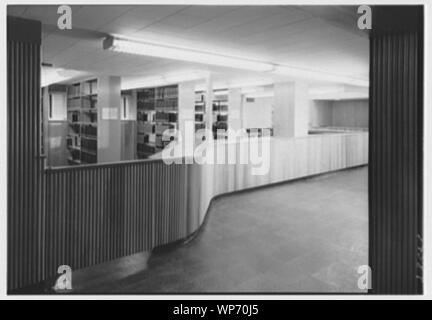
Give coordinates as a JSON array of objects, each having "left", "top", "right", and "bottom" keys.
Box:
[
  {"left": 137, "top": 123, "right": 176, "bottom": 135},
  {"left": 67, "top": 80, "right": 97, "bottom": 98},
  {"left": 213, "top": 103, "right": 228, "bottom": 112},
  {"left": 155, "top": 85, "right": 178, "bottom": 100},
  {"left": 137, "top": 101, "right": 155, "bottom": 110},
  {"left": 155, "top": 99, "right": 178, "bottom": 110},
  {"left": 68, "top": 112, "right": 97, "bottom": 123},
  {"left": 81, "top": 124, "right": 97, "bottom": 137},
  {"left": 136, "top": 85, "right": 178, "bottom": 100},
  {"left": 155, "top": 111, "right": 177, "bottom": 123},
  {"left": 137, "top": 142, "right": 157, "bottom": 154},
  {"left": 195, "top": 104, "right": 205, "bottom": 112},
  {"left": 137, "top": 99, "right": 179, "bottom": 110},
  {"left": 138, "top": 122, "right": 155, "bottom": 135},
  {"left": 81, "top": 112, "right": 97, "bottom": 123},
  {"left": 81, "top": 137, "right": 97, "bottom": 150},
  {"left": 137, "top": 111, "right": 155, "bottom": 122},
  {"left": 216, "top": 114, "right": 227, "bottom": 122},
  {"left": 213, "top": 122, "right": 228, "bottom": 131},
  {"left": 67, "top": 84, "right": 81, "bottom": 98},
  {"left": 137, "top": 88, "right": 155, "bottom": 101},
  {"left": 195, "top": 123, "right": 206, "bottom": 131},
  {"left": 81, "top": 152, "right": 97, "bottom": 164},
  {"left": 67, "top": 96, "right": 97, "bottom": 109},
  {"left": 195, "top": 113, "right": 204, "bottom": 122}
]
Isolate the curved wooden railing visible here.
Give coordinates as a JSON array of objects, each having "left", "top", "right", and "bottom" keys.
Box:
[{"left": 43, "top": 132, "right": 368, "bottom": 280}]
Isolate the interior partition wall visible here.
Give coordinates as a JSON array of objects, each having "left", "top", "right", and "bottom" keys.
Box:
[{"left": 369, "top": 6, "right": 423, "bottom": 294}]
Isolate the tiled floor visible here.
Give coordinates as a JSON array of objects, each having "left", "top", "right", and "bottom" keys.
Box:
[{"left": 79, "top": 167, "right": 368, "bottom": 294}]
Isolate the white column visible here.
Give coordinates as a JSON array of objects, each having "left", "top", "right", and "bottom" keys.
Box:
[
  {"left": 228, "top": 88, "right": 242, "bottom": 131},
  {"left": 204, "top": 75, "right": 214, "bottom": 134},
  {"left": 273, "top": 81, "right": 309, "bottom": 137},
  {"left": 178, "top": 81, "right": 195, "bottom": 137},
  {"left": 97, "top": 75, "right": 122, "bottom": 163},
  {"left": 178, "top": 81, "right": 196, "bottom": 158}
]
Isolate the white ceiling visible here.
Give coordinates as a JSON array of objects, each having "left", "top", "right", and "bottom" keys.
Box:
[{"left": 8, "top": 5, "right": 369, "bottom": 87}]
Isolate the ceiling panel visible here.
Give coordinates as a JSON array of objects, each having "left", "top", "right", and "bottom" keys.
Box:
[
  {"left": 71, "top": 5, "right": 132, "bottom": 31},
  {"left": 179, "top": 5, "right": 239, "bottom": 19},
  {"left": 214, "top": 10, "right": 310, "bottom": 41},
  {"left": 184, "top": 6, "right": 280, "bottom": 34},
  {"left": 123, "top": 5, "right": 187, "bottom": 20},
  {"left": 9, "top": 5, "right": 369, "bottom": 85}
]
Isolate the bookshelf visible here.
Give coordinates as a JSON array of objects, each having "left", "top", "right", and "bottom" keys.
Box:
[
  {"left": 212, "top": 89, "right": 228, "bottom": 139},
  {"left": 194, "top": 90, "right": 206, "bottom": 132},
  {"left": 66, "top": 78, "right": 98, "bottom": 165},
  {"left": 137, "top": 85, "right": 178, "bottom": 159}
]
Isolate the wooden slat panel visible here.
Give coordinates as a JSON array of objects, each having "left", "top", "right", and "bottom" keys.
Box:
[{"left": 42, "top": 132, "right": 368, "bottom": 285}]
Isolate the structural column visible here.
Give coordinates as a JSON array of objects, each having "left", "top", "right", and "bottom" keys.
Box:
[
  {"left": 204, "top": 75, "right": 214, "bottom": 136},
  {"left": 97, "top": 75, "right": 122, "bottom": 163},
  {"left": 7, "top": 16, "right": 45, "bottom": 291},
  {"left": 228, "top": 88, "right": 242, "bottom": 131},
  {"left": 178, "top": 80, "right": 196, "bottom": 153},
  {"left": 273, "top": 81, "right": 309, "bottom": 137},
  {"left": 369, "top": 5, "right": 423, "bottom": 294},
  {"left": 120, "top": 90, "right": 137, "bottom": 161}
]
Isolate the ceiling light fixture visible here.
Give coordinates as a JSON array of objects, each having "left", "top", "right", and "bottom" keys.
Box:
[
  {"left": 121, "top": 70, "right": 207, "bottom": 90},
  {"left": 104, "top": 36, "right": 368, "bottom": 87},
  {"left": 103, "top": 36, "right": 274, "bottom": 73}
]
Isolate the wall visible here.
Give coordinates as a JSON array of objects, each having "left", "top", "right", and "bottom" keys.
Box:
[
  {"left": 309, "top": 99, "right": 368, "bottom": 128},
  {"left": 242, "top": 96, "right": 273, "bottom": 129},
  {"left": 309, "top": 100, "right": 333, "bottom": 128},
  {"left": 49, "top": 92, "right": 67, "bottom": 121},
  {"left": 332, "top": 99, "right": 368, "bottom": 127}
]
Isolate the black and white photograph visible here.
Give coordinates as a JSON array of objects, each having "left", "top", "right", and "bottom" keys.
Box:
[{"left": 2, "top": 0, "right": 431, "bottom": 303}]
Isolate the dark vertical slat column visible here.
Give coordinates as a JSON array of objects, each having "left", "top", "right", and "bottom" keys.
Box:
[
  {"left": 7, "top": 17, "right": 44, "bottom": 292},
  {"left": 369, "top": 6, "right": 423, "bottom": 294}
]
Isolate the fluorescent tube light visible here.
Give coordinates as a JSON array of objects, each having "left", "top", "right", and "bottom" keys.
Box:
[
  {"left": 104, "top": 36, "right": 274, "bottom": 72},
  {"left": 121, "top": 70, "right": 207, "bottom": 90}
]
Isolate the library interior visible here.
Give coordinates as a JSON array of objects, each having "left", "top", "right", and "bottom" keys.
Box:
[{"left": 7, "top": 5, "right": 423, "bottom": 294}]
